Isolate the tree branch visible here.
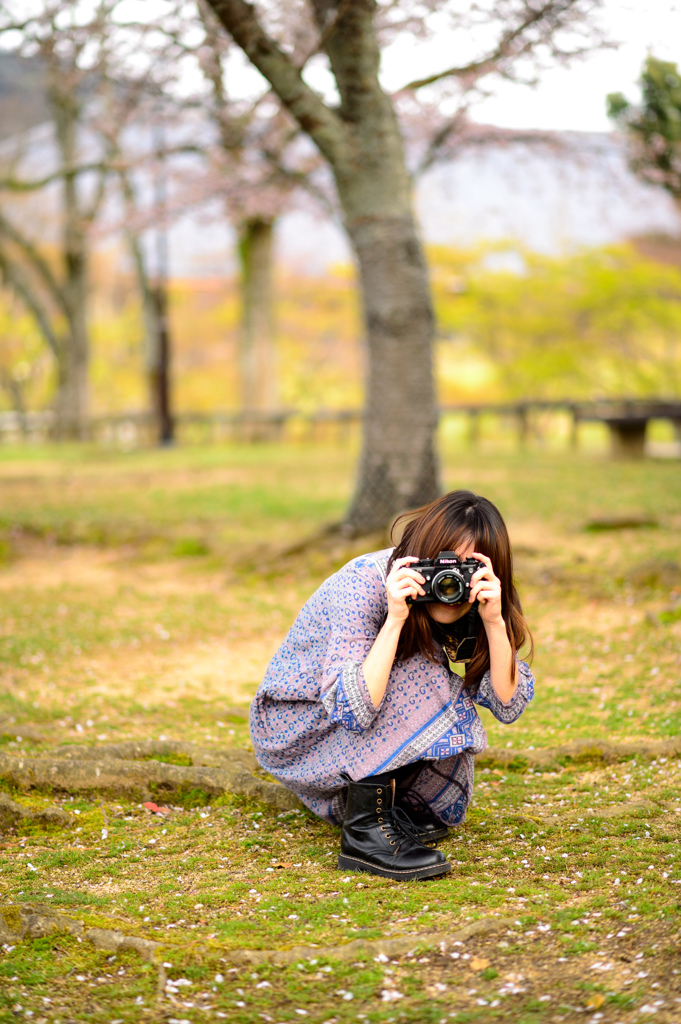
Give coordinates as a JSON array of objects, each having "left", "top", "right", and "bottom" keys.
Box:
[
  {"left": 296, "top": 0, "right": 354, "bottom": 73},
  {"left": 204, "top": 0, "right": 349, "bottom": 168},
  {"left": 0, "top": 161, "right": 113, "bottom": 194},
  {"left": 0, "top": 248, "right": 60, "bottom": 356},
  {"left": 116, "top": 163, "right": 158, "bottom": 351},
  {"left": 0, "top": 210, "right": 69, "bottom": 319},
  {"left": 413, "top": 118, "right": 570, "bottom": 177},
  {"left": 0, "top": 145, "right": 204, "bottom": 195},
  {"left": 400, "top": 0, "right": 599, "bottom": 92}
]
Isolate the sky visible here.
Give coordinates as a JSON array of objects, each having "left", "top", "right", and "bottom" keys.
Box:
[
  {"left": 380, "top": 0, "right": 681, "bottom": 132},
  {"left": 475, "top": 0, "right": 681, "bottom": 131},
  {"left": 116, "top": 0, "right": 680, "bottom": 134}
]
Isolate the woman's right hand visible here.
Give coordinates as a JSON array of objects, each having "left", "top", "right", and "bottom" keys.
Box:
[{"left": 385, "top": 556, "right": 425, "bottom": 623}]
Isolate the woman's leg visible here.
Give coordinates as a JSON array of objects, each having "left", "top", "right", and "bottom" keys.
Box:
[
  {"left": 393, "top": 761, "right": 451, "bottom": 843},
  {"left": 397, "top": 755, "right": 473, "bottom": 829}
]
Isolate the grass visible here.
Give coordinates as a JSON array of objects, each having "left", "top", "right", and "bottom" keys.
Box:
[{"left": 0, "top": 437, "right": 680, "bottom": 1023}]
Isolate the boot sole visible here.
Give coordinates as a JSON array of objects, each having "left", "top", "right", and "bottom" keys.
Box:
[{"left": 337, "top": 853, "right": 451, "bottom": 881}]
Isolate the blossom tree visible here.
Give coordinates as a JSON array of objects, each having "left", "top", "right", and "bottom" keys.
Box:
[{"left": 203, "top": 0, "right": 605, "bottom": 533}]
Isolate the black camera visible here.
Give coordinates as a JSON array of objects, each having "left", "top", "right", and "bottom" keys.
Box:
[{"left": 406, "top": 551, "right": 483, "bottom": 605}]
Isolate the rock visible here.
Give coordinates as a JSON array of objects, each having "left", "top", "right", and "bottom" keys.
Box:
[
  {"left": 0, "top": 792, "right": 71, "bottom": 831},
  {"left": 0, "top": 751, "right": 302, "bottom": 812},
  {"left": 0, "top": 904, "right": 159, "bottom": 962},
  {"left": 0, "top": 721, "right": 46, "bottom": 743}
]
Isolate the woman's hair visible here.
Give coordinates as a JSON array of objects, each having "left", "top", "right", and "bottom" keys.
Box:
[{"left": 387, "top": 489, "right": 533, "bottom": 687}]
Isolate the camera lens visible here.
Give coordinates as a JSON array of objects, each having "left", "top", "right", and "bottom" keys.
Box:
[{"left": 432, "top": 569, "right": 465, "bottom": 604}]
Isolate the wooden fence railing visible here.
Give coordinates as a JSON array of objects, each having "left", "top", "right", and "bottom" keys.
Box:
[{"left": 0, "top": 399, "right": 679, "bottom": 456}]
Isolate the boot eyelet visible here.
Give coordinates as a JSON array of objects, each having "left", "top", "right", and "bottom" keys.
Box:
[
  {"left": 377, "top": 798, "right": 382, "bottom": 804},
  {"left": 390, "top": 840, "right": 396, "bottom": 845},
  {"left": 376, "top": 788, "right": 382, "bottom": 793}
]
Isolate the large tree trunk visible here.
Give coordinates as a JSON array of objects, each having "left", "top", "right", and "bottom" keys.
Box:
[
  {"left": 318, "top": 1, "right": 439, "bottom": 533},
  {"left": 342, "top": 211, "right": 438, "bottom": 532},
  {"left": 237, "top": 216, "right": 276, "bottom": 412},
  {"left": 206, "top": 0, "right": 441, "bottom": 533}
]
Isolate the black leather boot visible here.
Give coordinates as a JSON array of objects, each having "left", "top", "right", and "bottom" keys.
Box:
[
  {"left": 338, "top": 778, "right": 451, "bottom": 880},
  {"left": 394, "top": 789, "right": 451, "bottom": 845}
]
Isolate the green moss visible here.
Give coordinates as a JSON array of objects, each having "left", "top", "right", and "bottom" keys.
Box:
[
  {"left": 172, "top": 537, "right": 210, "bottom": 557},
  {"left": 146, "top": 784, "right": 214, "bottom": 808},
  {"left": 143, "top": 751, "right": 194, "bottom": 767},
  {"left": 659, "top": 606, "right": 681, "bottom": 624}
]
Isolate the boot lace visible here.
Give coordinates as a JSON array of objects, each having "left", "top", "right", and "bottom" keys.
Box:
[{"left": 386, "top": 805, "right": 426, "bottom": 848}]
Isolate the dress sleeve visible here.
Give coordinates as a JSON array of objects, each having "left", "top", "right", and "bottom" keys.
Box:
[
  {"left": 470, "top": 658, "right": 535, "bottom": 724},
  {"left": 318, "top": 559, "right": 388, "bottom": 733}
]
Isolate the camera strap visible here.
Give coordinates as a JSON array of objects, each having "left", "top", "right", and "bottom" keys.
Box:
[{"left": 433, "top": 605, "right": 480, "bottom": 664}]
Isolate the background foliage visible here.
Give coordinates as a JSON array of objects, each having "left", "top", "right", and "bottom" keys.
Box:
[{"left": 3, "top": 242, "right": 679, "bottom": 416}]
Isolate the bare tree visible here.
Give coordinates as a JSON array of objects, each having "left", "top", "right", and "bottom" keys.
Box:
[
  {"left": 202, "top": 0, "right": 604, "bottom": 533},
  {"left": 195, "top": 1, "right": 324, "bottom": 413},
  {"left": 99, "top": 78, "right": 180, "bottom": 447},
  {"left": 0, "top": 2, "right": 189, "bottom": 442},
  {"left": 0, "top": 291, "right": 47, "bottom": 435},
  {"left": 0, "top": 1, "right": 122, "bottom": 437}
]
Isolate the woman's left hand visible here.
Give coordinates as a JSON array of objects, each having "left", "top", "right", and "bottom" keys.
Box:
[{"left": 470, "top": 552, "right": 504, "bottom": 626}]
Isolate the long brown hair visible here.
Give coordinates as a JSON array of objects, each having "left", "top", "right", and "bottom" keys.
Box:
[{"left": 387, "top": 489, "right": 533, "bottom": 687}]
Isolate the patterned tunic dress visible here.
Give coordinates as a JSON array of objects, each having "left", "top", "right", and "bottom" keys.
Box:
[{"left": 250, "top": 549, "right": 535, "bottom": 825}]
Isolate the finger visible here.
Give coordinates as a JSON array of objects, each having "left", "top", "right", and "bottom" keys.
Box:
[
  {"left": 390, "top": 580, "right": 423, "bottom": 598},
  {"left": 472, "top": 575, "right": 499, "bottom": 592},
  {"left": 395, "top": 568, "right": 426, "bottom": 583},
  {"left": 391, "top": 584, "right": 424, "bottom": 600},
  {"left": 391, "top": 581, "right": 421, "bottom": 598},
  {"left": 470, "top": 580, "right": 499, "bottom": 601},
  {"left": 389, "top": 572, "right": 425, "bottom": 591},
  {"left": 393, "top": 556, "right": 420, "bottom": 567},
  {"left": 473, "top": 561, "right": 498, "bottom": 582}
]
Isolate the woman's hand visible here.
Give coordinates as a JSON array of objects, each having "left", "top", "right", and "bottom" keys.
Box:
[
  {"left": 470, "top": 552, "right": 504, "bottom": 627},
  {"left": 471, "top": 552, "right": 516, "bottom": 699},
  {"left": 385, "top": 556, "right": 425, "bottom": 623}
]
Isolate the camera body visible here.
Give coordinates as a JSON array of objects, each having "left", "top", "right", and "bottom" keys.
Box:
[{"left": 406, "top": 551, "right": 484, "bottom": 606}]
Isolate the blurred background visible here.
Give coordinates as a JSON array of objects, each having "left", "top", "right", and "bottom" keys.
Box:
[
  {"left": 0, "top": 0, "right": 679, "bottom": 456},
  {"left": 0, "top": 0, "right": 679, "bottom": 739}
]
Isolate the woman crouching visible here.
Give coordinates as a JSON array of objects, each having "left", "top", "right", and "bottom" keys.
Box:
[{"left": 249, "top": 489, "right": 534, "bottom": 880}]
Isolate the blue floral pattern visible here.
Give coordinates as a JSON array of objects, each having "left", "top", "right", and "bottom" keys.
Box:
[{"left": 250, "top": 549, "right": 535, "bottom": 824}]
